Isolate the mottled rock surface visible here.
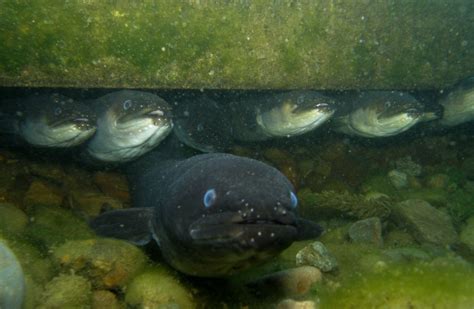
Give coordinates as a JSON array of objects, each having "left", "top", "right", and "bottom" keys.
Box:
[
  {"left": 38, "top": 274, "right": 92, "bottom": 309},
  {"left": 246, "top": 266, "right": 322, "bottom": 298},
  {"left": 53, "top": 238, "right": 147, "bottom": 289},
  {"left": 125, "top": 266, "right": 195, "bottom": 309},
  {"left": 348, "top": 217, "right": 383, "bottom": 247},
  {"left": 296, "top": 241, "right": 338, "bottom": 272},
  {"left": 393, "top": 199, "right": 458, "bottom": 246}
]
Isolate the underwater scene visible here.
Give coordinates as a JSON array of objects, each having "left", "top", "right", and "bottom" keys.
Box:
[
  {"left": 1, "top": 1, "right": 474, "bottom": 309},
  {"left": 1, "top": 86, "right": 474, "bottom": 308}
]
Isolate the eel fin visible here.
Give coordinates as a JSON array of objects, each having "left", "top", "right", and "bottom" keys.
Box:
[
  {"left": 89, "top": 208, "right": 154, "bottom": 246},
  {"left": 295, "top": 218, "right": 324, "bottom": 240}
]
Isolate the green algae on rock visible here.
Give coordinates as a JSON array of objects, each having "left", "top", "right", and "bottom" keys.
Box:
[
  {"left": 38, "top": 274, "right": 92, "bottom": 309},
  {"left": 316, "top": 263, "right": 474, "bottom": 308},
  {"left": 25, "top": 204, "right": 95, "bottom": 248},
  {"left": 53, "top": 238, "right": 147, "bottom": 289},
  {"left": 0, "top": 202, "right": 28, "bottom": 235},
  {"left": 0, "top": 1, "right": 472, "bottom": 89},
  {"left": 125, "top": 266, "right": 195, "bottom": 309}
]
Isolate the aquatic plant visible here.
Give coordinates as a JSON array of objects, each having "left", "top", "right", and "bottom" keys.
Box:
[{"left": 298, "top": 189, "right": 392, "bottom": 220}]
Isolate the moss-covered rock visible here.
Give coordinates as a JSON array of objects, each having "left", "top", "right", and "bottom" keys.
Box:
[
  {"left": 92, "top": 290, "right": 124, "bottom": 309},
  {"left": 25, "top": 205, "right": 94, "bottom": 248},
  {"left": 125, "top": 266, "right": 195, "bottom": 309},
  {"left": 53, "top": 238, "right": 147, "bottom": 289},
  {"left": 38, "top": 274, "right": 92, "bottom": 309},
  {"left": 0, "top": 202, "right": 28, "bottom": 234}
]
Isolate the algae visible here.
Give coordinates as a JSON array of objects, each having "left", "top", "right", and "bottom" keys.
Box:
[
  {"left": 317, "top": 263, "right": 474, "bottom": 308},
  {"left": 0, "top": 1, "right": 472, "bottom": 89},
  {"left": 125, "top": 266, "right": 195, "bottom": 309},
  {"left": 298, "top": 189, "right": 392, "bottom": 220}
]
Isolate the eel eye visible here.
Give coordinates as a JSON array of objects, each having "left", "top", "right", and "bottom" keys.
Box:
[
  {"left": 123, "top": 99, "right": 133, "bottom": 110},
  {"left": 54, "top": 107, "right": 62, "bottom": 115},
  {"left": 290, "top": 191, "right": 298, "bottom": 209},
  {"left": 203, "top": 189, "right": 217, "bottom": 208}
]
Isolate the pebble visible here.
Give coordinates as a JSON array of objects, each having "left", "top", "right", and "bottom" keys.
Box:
[
  {"left": 295, "top": 241, "right": 338, "bottom": 272},
  {"left": 348, "top": 217, "right": 383, "bottom": 247},
  {"left": 276, "top": 298, "right": 317, "bottom": 309},
  {"left": 388, "top": 170, "right": 408, "bottom": 189},
  {"left": 246, "top": 266, "right": 322, "bottom": 297}
]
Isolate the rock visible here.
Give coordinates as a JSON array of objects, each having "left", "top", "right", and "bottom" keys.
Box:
[
  {"left": 426, "top": 173, "right": 450, "bottom": 189},
  {"left": 460, "top": 216, "right": 474, "bottom": 255},
  {"left": 93, "top": 171, "right": 130, "bottom": 203},
  {"left": 295, "top": 241, "right": 338, "bottom": 272},
  {"left": 25, "top": 205, "right": 94, "bottom": 248},
  {"left": 348, "top": 217, "right": 383, "bottom": 247},
  {"left": 92, "top": 290, "right": 123, "bottom": 309},
  {"left": 0, "top": 239, "right": 25, "bottom": 309},
  {"left": 53, "top": 238, "right": 147, "bottom": 289},
  {"left": 393, "top": 199, "right": 458, "bottom": 246},
  {"left": 263, "top": 148, "right": 299, "bottom": 189},
  {"left": 0, "top": 203, "right": 28, "bottom": 234},
  {"left": 384, "top": 230, "right": 416, "bottom": 247},
  {"left": 462, "top": 157, "right": 474, "bottom": 180},
  {"left": 383, "top": 247, "right": 431, "bottom": 262},
  {"left": 23, "top": 180, "right": 63, "bottom": 209},
  {"left": 125, "top": 266, "right": 195, "bottom": 309},
  {"left": 276, "top": 298, "right": 317, "bottom": 309},
  {"left": 5, "top": 239, "right": 55, "bottom": 285},
  {"left": 399, "top": 189, "right": 448, "bottom": 207},
  {"left": 38, "top": 274, "right": 92, "bottom": 309},
  {"left": 394, "top": 156, "right": 422, "bottom": 177},
  {"left": 388, "top": 170, "right": 408, "bottom": 189},
  {"left": 70, "top": 191, "right": 124, "bottom": 217},
  {"left": 246, "top": 266, "right": 322, "bottom": 298},
  {"left": 26, "top": 162, "right": 66, "bottom": 183}
]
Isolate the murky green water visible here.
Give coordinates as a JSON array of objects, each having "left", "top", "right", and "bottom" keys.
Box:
[
  {"left": 1, "top": 86, "right": 474, "bottom": 308},
  {"left": 1, "top": 2, "right": 474, "bottom": 308}
]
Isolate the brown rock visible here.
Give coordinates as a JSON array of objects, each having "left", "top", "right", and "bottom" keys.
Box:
[
  {"left": 93, "top": 171, "right": 130, "bottom": 203},
  {"left": 70, "top": 191, "right": 124, "bottom": 217},
  {"left": 24, "top": 180, "right": 63, "bottom": 208}
]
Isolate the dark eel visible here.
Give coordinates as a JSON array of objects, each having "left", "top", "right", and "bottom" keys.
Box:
[{"left": 91, "top": 138, "right": 322, "bottom": 277}]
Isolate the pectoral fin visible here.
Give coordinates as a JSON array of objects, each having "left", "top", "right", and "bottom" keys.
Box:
[
  {"left": 295, "top": 218, "right": 324, "bottom": 240},
  {"left": 89, "top": 208, "right": 154, "bottom": 246}
]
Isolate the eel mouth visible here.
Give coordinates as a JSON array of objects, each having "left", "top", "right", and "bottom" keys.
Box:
[{"left": 188, "top": 213, "right": 298, "bottom": 243}]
